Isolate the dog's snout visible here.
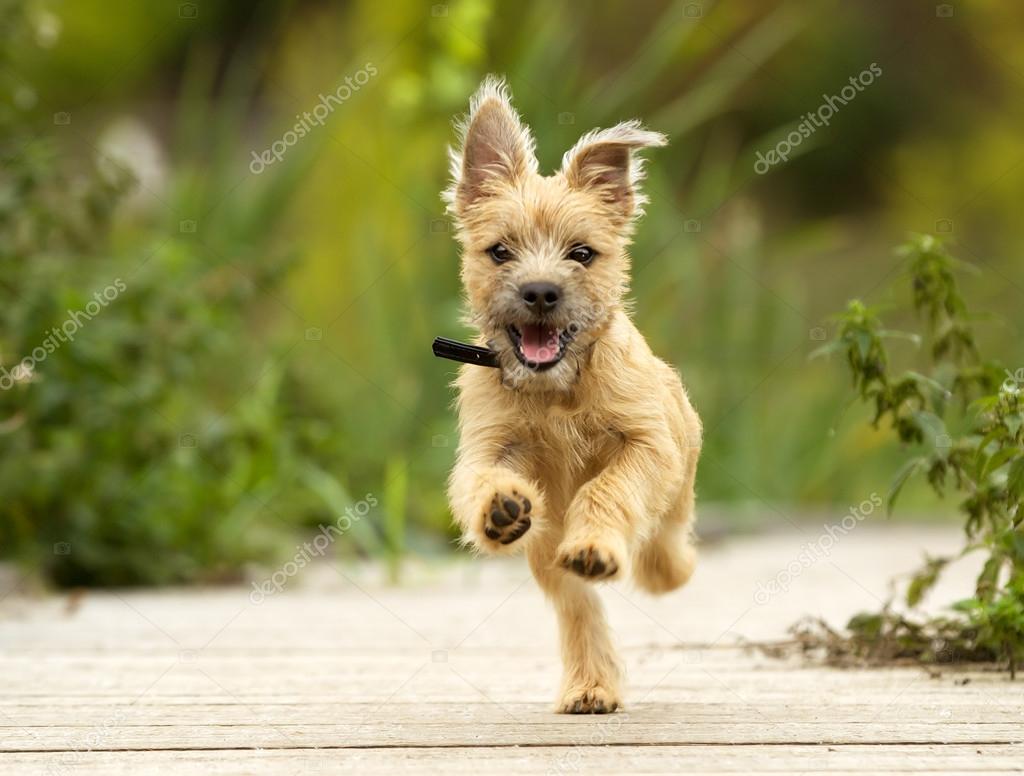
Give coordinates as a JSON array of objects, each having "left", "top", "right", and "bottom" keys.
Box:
[{"left": 520, "top": 282, "right": 562, "bottom": 313}]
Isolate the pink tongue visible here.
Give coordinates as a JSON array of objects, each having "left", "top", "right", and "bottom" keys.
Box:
[{"left": 520, "top": 324, "right": 560, "bottom": 363}]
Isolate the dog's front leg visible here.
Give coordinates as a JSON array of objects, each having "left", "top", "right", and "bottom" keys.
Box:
[
  {"left": 528, "top": 539, "right": 622, "bottom": 713},
  {"left": 557, "top": 433, "right": 680, "bottom": 580},
  {"left": 448, "top": 424, "right": 543, "bottom": 554}
]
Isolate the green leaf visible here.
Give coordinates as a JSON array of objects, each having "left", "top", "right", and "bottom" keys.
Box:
[
  {"left": 847, "top": 612, "right": 885, "bottom": 639},
  {"left": 907, "top": 555, "right": 949, "bottom": 607},
  {"left": 976, "top": 556, "right": 1003, "bottom": 602},
  {"left": 982, "top": 447, "right": 1022, "bottom": 483},
  {"left": 888, "top": 457, "right": 928, "bottom": 515},
  {"left": 951, "top": 597, "right": 982, "bottom": 614},
  {"left": 878, "top": 329, "right": 922, "bottom": 347},
  {"left": 1005, "top": 530, "right": 1024, "bottom": 564},
  {"left": 809, "top": 339, "right": 845, "bottom": 360},
  {"left": 1006, "top": 415, "right": 1023, "bottom": 438},
  {"left": 1007, "top": 457, "right": 1024, "bottom": 500},
  {"left": 904, "top": 371, "right": 950, "bottom": 397},
  {"left": 909, "top": 410, "right": 949, "bottom": 450},
  {"left": 854, "top": 330, "right": 872, "bottom": 360},
  {"left": 973, "top": 428, "right": 1007, "bottom": 470}
]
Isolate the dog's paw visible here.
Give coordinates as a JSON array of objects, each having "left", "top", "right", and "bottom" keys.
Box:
[
  {"left": 461, "top": 472, "right": 542, "bottom": 555},
  {"left": 480, "top": 490, "right": 533, "bottom": 548},
  {"left": 557, "top": 685, "right": 621, "bottom": 714},
  {"left": 556, "top": 537, "right": 624, "bottom": 580}
]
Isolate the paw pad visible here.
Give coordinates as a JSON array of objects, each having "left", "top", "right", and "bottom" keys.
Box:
[
  {"left": 558, "top": 544, "right": 619, "bottom": 579},
  {"left": 483, "top": 491, "right": 532, "bottom": 545},
  {"left": 559, "top": 688, "right": 620, "bottom": 714}
]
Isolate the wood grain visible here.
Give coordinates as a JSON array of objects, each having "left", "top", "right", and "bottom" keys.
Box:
[{"left": 1, "top": 526, "right": 1021, "bottom": 773}]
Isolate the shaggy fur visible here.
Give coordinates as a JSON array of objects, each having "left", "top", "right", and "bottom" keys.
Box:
[{"left": 443, "top": 76, "right": 702, "bottom": 714}]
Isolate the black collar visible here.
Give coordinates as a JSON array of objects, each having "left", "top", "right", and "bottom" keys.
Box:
[{"left": 432, "top": 337, "right": 500, "bottom": 368}]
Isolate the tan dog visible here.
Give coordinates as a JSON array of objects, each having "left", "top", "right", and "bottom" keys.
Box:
[{"left": 443, "top": 77, "right": 702, "bottom": 714}]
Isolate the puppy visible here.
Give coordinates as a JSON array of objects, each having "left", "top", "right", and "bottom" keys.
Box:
[{"left": 443, "top": 77, "right": 702, "bottom": 714}]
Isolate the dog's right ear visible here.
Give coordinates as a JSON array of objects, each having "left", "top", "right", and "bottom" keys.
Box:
[
  {"left": 444, "top": 76, "right": 537, "bottom": 216},
  {"left": 560, "top": 121, "right": 667, "bottom": 224}
]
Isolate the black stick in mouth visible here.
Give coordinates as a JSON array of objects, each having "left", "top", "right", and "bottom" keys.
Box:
[
  {"left": 432, "top": 337, "right": 500, "bottom": 368},
  {"left": 432, "top": 323, "right": 578, "bottom": 372}
]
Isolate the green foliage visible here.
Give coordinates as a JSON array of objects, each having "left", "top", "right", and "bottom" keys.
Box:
[
  {"left": 809, "top": 235, "right": 1024, "bottom": 675},
  {"left": 5, "top": 0, "right": 1024, "bottom": 587},
  {"left": 0, "top": 6, "right": 361, "bottom": 587},
  {"left": 0, "top": 143, "right": 317, "bottom": 586}
]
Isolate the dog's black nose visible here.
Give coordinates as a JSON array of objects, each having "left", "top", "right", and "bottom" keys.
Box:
[{"left": 520, "top": 282, "right": 561, "bottom": 313}]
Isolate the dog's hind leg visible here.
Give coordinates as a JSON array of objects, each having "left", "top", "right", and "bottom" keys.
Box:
[
  {"left": 528, "top": 538, "right": 622, "bottom": 713},
  {"left": 633, "top": 446, "right": 699, "bottom": 594},
  {"left": 633, "top": 510, "right": 697, "bottom": 594}
]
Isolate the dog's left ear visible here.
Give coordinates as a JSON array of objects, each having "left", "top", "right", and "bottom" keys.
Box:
[
  {"left": 444, "top": 76, "right": 538, "bottom": 217},
  {"left": 561, "top": 121, "right": 667, "bottom": 221}
]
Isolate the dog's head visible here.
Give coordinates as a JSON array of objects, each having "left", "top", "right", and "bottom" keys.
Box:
[{"left": 443, "top": 76, "right": 665, "bottom": 391}]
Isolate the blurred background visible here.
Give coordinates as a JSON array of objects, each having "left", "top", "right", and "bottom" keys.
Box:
[{"left": 1, "top": 0, "right": 1022, "bottom": 588}]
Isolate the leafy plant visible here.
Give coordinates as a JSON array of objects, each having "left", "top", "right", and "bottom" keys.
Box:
[
  {"left": 0, "top": 3, "right": 366, "bottom": 587},
  {"left": 807, "top": 235, "right": 1024, "bottom": 675}
]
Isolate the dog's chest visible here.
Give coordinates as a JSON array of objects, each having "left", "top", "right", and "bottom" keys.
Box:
[{"left": 523, "top": 405, "right": 623, "bottom": 483}]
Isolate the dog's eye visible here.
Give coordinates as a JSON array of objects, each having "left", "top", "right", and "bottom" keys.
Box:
[
  {"left": 567, "top": 245, "right": 596, "bottom": 265},
  {"left": 487, "top": 243, "right": 513, "bottom": 264}
]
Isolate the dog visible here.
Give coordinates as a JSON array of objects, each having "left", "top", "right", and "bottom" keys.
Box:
[{"left": 442, "top": 76, "right": 702, "bottom": 714}]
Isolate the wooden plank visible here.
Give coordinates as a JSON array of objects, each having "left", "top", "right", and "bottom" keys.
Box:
[
  {"left": 3, "top": 744, "right": 1024, "bottom": 775},
  {"left": 1, "top": 526, "right": 1020, "bottom": 773},
  {"left": 4, "top": 700, "right": 1021, "bottom": 725},
  {"left": 0, "top": 654, "right": 1017, "bottom": 701},
  {"left": 3, "top": 721, "right": 1023, "bottom": 750}
]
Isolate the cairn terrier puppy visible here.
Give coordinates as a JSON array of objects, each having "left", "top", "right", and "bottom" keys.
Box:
[{"left": 442, "top": 77, "right": 702, "bottom": 713}]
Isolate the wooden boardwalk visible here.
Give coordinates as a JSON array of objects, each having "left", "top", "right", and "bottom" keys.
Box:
[{"left": 2, "top": 524, "right": 1022, "bottom": 774}]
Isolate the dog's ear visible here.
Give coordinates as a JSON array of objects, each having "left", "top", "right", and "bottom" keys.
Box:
[
  {"left": 444, "top": 76, "right": 537, "bottom": 215},
  {"left": 561, "top": 121, "right": 667, "bottom": 220}
]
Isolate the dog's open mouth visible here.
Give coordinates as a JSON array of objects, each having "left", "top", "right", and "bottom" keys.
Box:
[{"left": 507, "top": 323, "right": 575, "bottom": 371}]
